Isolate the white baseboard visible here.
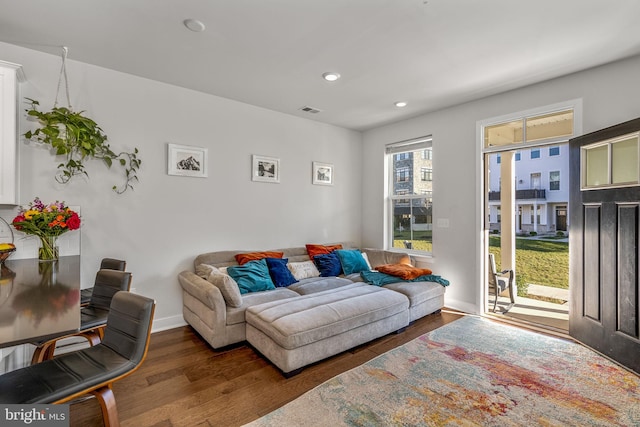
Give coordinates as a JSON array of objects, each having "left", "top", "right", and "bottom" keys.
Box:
[
  {"left": 151, "top": 314, "right": 187, "bottom": 333},
  {"left": 444, "top": 297, "right": 478, "bottom": 315}
]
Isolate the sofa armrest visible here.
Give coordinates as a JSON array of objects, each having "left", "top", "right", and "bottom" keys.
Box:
[{"left": 178, "top": 271, "right": 227, "bottom": 314}]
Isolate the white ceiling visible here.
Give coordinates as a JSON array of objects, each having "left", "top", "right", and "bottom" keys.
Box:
[{"left": 2, "top": 0, "right": 640, "bottom": 131}]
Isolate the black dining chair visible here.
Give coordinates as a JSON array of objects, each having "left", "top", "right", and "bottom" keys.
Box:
[
  {"left": 80, "top": 258, "right": 127, "bottom": 306},
  {"left": 0, "top": 291, "right": 155, "bottom": 427},
  {"left": 31, "top": 269, "right": 132, "bottom": 363}
]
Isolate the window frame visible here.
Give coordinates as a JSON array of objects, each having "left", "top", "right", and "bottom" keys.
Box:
[
  {"left": 421, "top": 167, "right": 433, "bottom": 182},
  {"left": 550, "top": 170, "right": 560, "bottom": 191},
  {"left": 481, "top": 100, "right": 582, "bottom": 155}
]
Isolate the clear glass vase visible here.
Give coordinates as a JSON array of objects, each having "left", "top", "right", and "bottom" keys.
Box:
[{"left": 38, "top": 235, "right": 59, "bottom": 262}]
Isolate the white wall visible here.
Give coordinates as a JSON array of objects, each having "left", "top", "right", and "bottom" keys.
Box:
[
  {"left": 0, "top": 42, "right": 363, "bottom": 330},
  {"left": 362, "top": 54, "right": 640, "bottom": 314}
]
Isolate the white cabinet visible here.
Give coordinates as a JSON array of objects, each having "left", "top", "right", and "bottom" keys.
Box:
[{"left": 0, "top": 61, "right": 24, "bottom": 205}]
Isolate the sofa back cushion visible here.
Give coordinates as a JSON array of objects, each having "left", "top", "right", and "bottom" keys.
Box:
[{"left": 361, "top": 248, "right": 412, "bottom": 269}]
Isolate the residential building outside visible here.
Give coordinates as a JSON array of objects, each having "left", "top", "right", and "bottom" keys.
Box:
[
  {"left": 488, "top": 143, "right": 569, "bottom": 234},
  {"left": 391, "top": 147, "right": 433, "bottom": 250}
]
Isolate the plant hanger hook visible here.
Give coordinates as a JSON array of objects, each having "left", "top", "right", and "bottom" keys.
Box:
[{"left": 54, "top": 46, "right": 71, "bottom": 109}]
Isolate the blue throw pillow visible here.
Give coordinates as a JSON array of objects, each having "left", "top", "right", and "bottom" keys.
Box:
[
  {"left": 335, "top": 249, "right": 370, "bottom": 275},
  {"left": 313, "top": 252, "right": 343, "bottom": 277},
  {"left": 265, "top": 257, "right": 298, "bottom": 287},
  {"left": 227, "top": 259, "right": 276, "bottom": 294}
]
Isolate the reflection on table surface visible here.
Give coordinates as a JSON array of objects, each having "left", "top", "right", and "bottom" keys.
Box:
[{"left": 0, "top": 256, "right": 80, "bottom": 348}]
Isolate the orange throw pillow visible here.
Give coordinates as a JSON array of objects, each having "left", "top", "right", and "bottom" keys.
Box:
[
  {"left": 235, "top": 251, "right": 284, "bottom": 265},
  {"left": 305, "top": 244, "right": 343, "bottom": 259},
  {"left": 376, "top": 263, "right": 433, "bottom": 280}
]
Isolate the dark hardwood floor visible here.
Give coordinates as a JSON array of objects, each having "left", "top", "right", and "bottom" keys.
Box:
[{"left": 70, "top": 309, "right": 464, "bottom": 427}]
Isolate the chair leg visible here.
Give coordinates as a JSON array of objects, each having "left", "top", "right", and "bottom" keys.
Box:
[
  {"left": 503, "top": 278, "right": 516, "bottom": 313},
  {"left": 91, "top": 385, "right": 120, "bottom": 427},
  {"left": 509, "top": 281, "right": 516, "bottom": 304},
  {"left": 492, "top": 283, "right": 499, "bottom": 313}
]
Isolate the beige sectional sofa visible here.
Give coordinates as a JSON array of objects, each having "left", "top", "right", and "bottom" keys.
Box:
[{"left": 178, "top": 245, "right": 447, "bottom": 375}]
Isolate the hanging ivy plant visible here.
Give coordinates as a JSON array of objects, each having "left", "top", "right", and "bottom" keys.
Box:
[{"left": 23, "top": 98, "right": 141, "bottom": 194}]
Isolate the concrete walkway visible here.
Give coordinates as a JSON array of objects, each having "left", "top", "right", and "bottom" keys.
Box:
[{"left": 527, "top": 284, "right": 569, "bottom": 302}]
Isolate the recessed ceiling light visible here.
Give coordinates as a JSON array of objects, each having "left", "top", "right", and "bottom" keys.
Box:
[
  {"left": 184, "top": 19, "right": 206, "bottom": 32},
  {"left": 395, "top": 101, "right": 408, "bottom": 108},
  {"left": 322, "top": 72, "right": 341, "bottom": 82}
]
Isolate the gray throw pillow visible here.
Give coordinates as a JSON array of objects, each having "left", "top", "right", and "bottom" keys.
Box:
[{"left": 196, "top": 263, "right": 243, "bottom": 307}]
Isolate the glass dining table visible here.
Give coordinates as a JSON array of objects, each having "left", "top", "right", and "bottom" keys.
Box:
[{"left": 0, "top": 256, "right": 81, "bottom": 349}]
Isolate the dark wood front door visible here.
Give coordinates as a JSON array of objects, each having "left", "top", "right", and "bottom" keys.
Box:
[
  {"left": 555, "top": 208, "right": 567, "bottom": 231},
  {"left": 569, "top": 118, "right": 640, "bottom": 374}
]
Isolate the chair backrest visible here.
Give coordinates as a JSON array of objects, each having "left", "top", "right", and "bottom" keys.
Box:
[
  {"left": 101, "top": 291, "right": 155, "bottom": 364},
  {"left": 488, "top": 253, "right": 498, "bottom": 286},
  {"left": 100, "top": 258, "right": 126, "bottom": 271},
  {"left": 89, "top": 270, "right": 132, "bottom": 310}
]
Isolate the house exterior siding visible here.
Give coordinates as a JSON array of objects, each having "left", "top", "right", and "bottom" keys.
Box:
[{"left": 488, "top": 143, "right": 569, "bottom": 234}]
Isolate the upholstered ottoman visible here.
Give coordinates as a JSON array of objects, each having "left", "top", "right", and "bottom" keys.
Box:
[{"left": 245, "top": 282, "right": 410, "bottom": 375}]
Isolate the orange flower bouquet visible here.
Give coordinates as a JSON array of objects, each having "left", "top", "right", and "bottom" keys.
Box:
[{"left": 12, "top": 197, "right": 81, "bottom": 261}]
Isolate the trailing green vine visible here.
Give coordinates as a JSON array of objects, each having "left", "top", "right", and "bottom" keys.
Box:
[{"left": 23, "top": 98, "right": 141, "bottom": 194}]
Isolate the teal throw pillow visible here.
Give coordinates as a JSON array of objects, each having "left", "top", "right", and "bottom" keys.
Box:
[
  {"left": 335, "top": 249, "right": 370, "bottom": 275},
  {"left": 227, "top": 259, "right": 276, "bottom": 294}
]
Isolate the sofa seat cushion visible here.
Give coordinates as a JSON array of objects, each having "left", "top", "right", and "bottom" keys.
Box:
[
  {"left": 287, "top": 276, "right": 353, "bottom": 295},
  {"left": 382, "top": 280, "right": 445, "bottom": 307},
  {"left": 344, "top": 272, "right": 365, "bottom": 282},
  {"left": 246, "top": 283, "right": 409, "bottom": 350},
  {"left": 226, "top": 288, "right": 300, "bottom": 325}
]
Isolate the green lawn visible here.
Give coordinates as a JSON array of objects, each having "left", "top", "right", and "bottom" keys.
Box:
[
  {"left": 489, "top": 236, "right": 568, "bottom": 291},
  {"left": 393, "top": 239, "right": 432, "bottom": 252},
  {"left": 394, "top": 235, "right": 568, "bottom": 296}
]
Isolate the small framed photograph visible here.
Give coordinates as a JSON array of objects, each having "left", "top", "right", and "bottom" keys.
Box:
[
  {"left": 252, "top": 155, "right": 280, "bottom": 183},
  {"left": 312, "top": 162, "right": 333, "bottom": 185},
  {"left": 168, "top": 143, "right": 208, "bottom": 178}
]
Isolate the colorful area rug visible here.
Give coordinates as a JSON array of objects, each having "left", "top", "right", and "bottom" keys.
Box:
[{"left": 245, "top": 316, "right": 640, "bottom": 426}]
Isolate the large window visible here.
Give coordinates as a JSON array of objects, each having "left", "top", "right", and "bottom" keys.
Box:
[{"left": 387, "top": 137, "right": 433, "bottom": 253}]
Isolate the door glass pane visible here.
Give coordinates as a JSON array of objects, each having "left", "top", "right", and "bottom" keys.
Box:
[
  {"left": 484, "top": 120, "right": 523, "bottom": 148},
  {"left": 525, "top": 110, "right": 573, "bottom": 142},
  {"left": 612, "top": 136, "right": 639, "bottom": 184},
  {"left": 585, "top": 145, "right": 609, "bottom": 187}
]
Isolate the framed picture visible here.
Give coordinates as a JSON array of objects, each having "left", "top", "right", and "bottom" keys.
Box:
[
  {"left": 252, "top": 155, "right": 280, "bottom": 183},
  {"left": 312, "top": 161, "right": 333, "bottom": 185},
  {"left": 168, "top": 143, "right": 208, "bottom": 178}
]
